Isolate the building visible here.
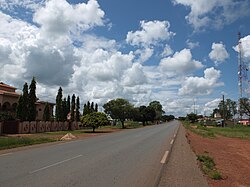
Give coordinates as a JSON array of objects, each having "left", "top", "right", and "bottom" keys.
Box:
[
  {"left": 0, "top": 82, "right": 20, "bottom": 113},
  {"left": 0, "top": 82, "right": 54, "bottom": 121}
]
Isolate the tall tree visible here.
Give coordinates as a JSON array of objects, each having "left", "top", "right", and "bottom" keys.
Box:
[
  {"left": 22, "top": 82, "right": 29, "bottom": 121},
  {"left": 71, "top": 94, "right": 76, "bottom": 121},
  {"left": 91, "top": 102, "right": 94, "bottom": 112},
  {"left": 66, "top": 95, "right": 70, "bottom": 116},
  {"left": 149, "top": 101, "right": 164, "bottom": 120},
  {"left": 16, "top": 95, "right": 24, "bottom": 120},
  {"left": 28, "top": 77, "right": 37, "bottom": 121},
  {"left": 62, "top": 98, "right": 67, "bottom": 121},
  {"left": 95, "top": 103, "right": 98, "bottom": 112},
  {"left": 76, "top": 96, "right": 80, "bottom": 122},
  {"left": 43, "top": 102, "right": 50, "bottom": 121},
  {"left": 103, "top": 98, "right": 133, "bottom": 129},
  {"left": 55, "top": 87, "right": 63, "bottom": 121},
  {"left": 83, "top": 103, "right": 88, "bottom": 116},
  {"left": 218, "top": 99, "right": 236, "bottom": 120}
]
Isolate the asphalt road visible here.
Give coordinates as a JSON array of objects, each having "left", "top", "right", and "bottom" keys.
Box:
[{"left": 0, "top": 121, "right": 179, "bottom": 187}]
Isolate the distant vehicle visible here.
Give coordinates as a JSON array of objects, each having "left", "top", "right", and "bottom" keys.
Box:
[{"left": 216, "top": 119, "right": 224, "bottom": 126}]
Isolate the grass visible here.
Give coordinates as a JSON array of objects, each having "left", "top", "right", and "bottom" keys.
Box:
[
  {"left": 197, "top": 154, "right": 222, "bottom": 180},
  {"left": 0, "top": 136, "right": 56, "bottom": 150},
  {"left": 182, "top": 120, "right": 250, "bottom": 139}
]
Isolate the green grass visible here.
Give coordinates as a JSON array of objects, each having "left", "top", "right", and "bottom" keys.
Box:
[
  {"left": 182, "top": 120, "right": 250, "bottom": 139},
  {"left": 197, "top": 154, "right": 222, "bottom": 180},
  {"left": 0, "top": 137, "right": 56, "bottom": 150}
]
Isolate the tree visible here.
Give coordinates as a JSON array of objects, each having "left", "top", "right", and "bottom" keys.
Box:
[
  {"left": 62, "top": 98, "right": 67, "bottom": 121},
  {"left": 43, "top": 102, "right": 50, "bottom": 121},
  {"left": 239, "top": 98, "right": 250, "bottom": 118},
  {"left": 76, "top": 96, "right": 80, "bottom": 122},
  {"left": 55, "top": 87, "right": 63, "bottom": 121},
  {"left": 16, "top": 95, "right": 24, "bottom": 120},
  {"left": 91, "top": 102, "right": 94, "bottom": 112},
  {"left": 144, "top": 106, "right": 156, "bottom": 122},
  {"left": 103, "top": 98, "right": 133, "bottom": 128},
  {"left": 95, "top": 103, "right": 98, "bottom": 112},
  {"left": 71, "top": 94, "right": 76, "bottom": 121},
  {"left": 22, "top": 82, "right": 29, "bottom": 121},
  {"left": 66, "top": 95, "right": 71, "bottom": 117},
  {"left": 149, "top": 101, "right": 164, "bottom": 120},
  {"left": 81, "top": 112, "right": 110, "bottom": 132},
  {"left": 218, "top": 99, "right": 236, "bottom": 120},
  {"left": 186, "top": 113, "right": 198, "bottom": 123},
  {"left": 28, "top": 77, "right": 37, "bottom": 121}
]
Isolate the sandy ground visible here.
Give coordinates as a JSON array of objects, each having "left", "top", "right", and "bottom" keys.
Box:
[{"left": 186, "top": 129, "right": 250, "bottom": 187}]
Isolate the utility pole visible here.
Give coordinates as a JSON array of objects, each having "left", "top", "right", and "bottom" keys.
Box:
[{"left": 222, "top": 94, "right": 225, "bottom": 127}]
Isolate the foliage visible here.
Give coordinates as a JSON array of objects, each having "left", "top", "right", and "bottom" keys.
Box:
[
  {"left": 43, "top": 102, "right": 51, "bottom": 121},
  {"left": 149, "top": 101, "right": 164, "bottom": 120},
  {"left": 217, "top": 99, "right": 237, "bottom": 120},
  {"left": 0, "top": 112, "right": 15, "bottom": 121},
  {"left": 16, "top": 82, "right": 29, "bottom": 121},
  {"left": 197, "top": 154, "right": 222, "bottom": 180},
  {"left": 55, "top": 87, "right": 63, "bottom": 121},
  {"left": 239, "top": 97, "right": 250, "bottom": 117},
  {"left": 76, "top": 96, "right": 80, "bottom": 122},
  {"left": 83, "top": 101, "right": 98, "bottom": 116},
  {"left": 62, "top": 98, "right": 67, "bottom": 121},
  {"left": 186, "top": 113, "right": 198, "bottom": 123},
  {"left": 103, "top": 98, "right": 133, "bottom": 128},
  {"left": 80, "top": 112, "right": 110, "bottom": 132},
  {"left": 162, "top": 115, "right": 175, "bottom": 122},
  {"left": 66, "top": 95, "right": 71, "bottom": 116},
  {"left": 28, "top": 77, "right": 37, "bottom": 121},
  {"left": 71, "top": 94, "right": 76, "bottom": 121},
  {"left": 95, "top": 103, "right": 98, "bottom": 112}
]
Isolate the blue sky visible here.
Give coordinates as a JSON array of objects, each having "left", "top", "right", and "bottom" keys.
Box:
[{"left": 0, "top": 0, "right": 250, "bottom": 116}]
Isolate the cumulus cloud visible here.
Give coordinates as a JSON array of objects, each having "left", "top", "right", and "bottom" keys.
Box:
[
  {"left": 209, "top": 42, "right": 229, "bottom": 65},
  {"left": 186, "top": 39, "right": 199, "bottom": 49},
  {"left": 178, "top": 67, "right": 222, "bottom": 95},
  {"left": 160, "top": 48, "right": 204, "bottom": 74},
  {"left": 33, "top": 0, "right": 105, "bottom": 38},
  {"left": 172, "top": 0, "right": 250, "bottom": 31},
  {"left": 204, "top": 98, "right": 221, "bottom": 115},
  {"left": 161, "top": 44, "right": 173, "bottom": 57},
  {"left": 126, "top": 20, "right": 175, "bottom": 47},
  {"left": 233, "top": 35, "right": 250, "bottom": 61}
]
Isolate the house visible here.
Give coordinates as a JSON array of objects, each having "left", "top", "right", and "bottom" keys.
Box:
[
  {"left": 0, "top": 82, "right": 20, "bottom": 113},
  {"left": 238, "top": 119, "right": 250, "bottom": 126},
  {"left": 0, "top": 82, "right": 54, "bottom": 121}
]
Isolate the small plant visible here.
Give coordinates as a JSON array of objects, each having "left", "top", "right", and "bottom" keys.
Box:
[{"left": 197, "top": 154, "right": 222, "bottom": 180}]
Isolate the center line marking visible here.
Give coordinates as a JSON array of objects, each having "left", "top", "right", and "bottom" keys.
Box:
[
  {"left": 170, "top": 139, "right": 174, "bottom": 145},
  {"left": 30, "top": 154, "right": 82, "bottom": 174},
  {"left": 160, "top": 151, "right": 169, "bottom": 164},
  {"left": 0, "top": 153, "right": 12, "bottom": 157}
]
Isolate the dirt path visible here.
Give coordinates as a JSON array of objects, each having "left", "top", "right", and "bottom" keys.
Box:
[{"left": 186, "top": 129, "right": 250, "bottom": 187}]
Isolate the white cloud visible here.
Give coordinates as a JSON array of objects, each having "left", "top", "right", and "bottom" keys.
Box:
[
  {"left": 126, "top": 20, "right": 175, "bottom": 47},
  {"left": 134, "top": 47, "right": 154, "bottom": 63},
  {"left": 178, "top": 67, "right": 222, "bottom": 95},
  {"left": 33, "top": 0, "right": 105, "bottom": 38},
  {"left": 160, "top": 48, "right": 204, "bottom": 74},
  {"left": 161, "top": 44, "right": 173, "bottom": 57},
  {"left": 173, "top": 0, "right": 250, "bottom": 31},
  {"left": 186, "top": 39, "right": 199, "bottom": 49},
  {"left": 204, "top": 98, "right": 221, "bottom": 115},
  {"left": 209, "top": 42, "right": 229, "bottom": 65},
  {"left": 233, "top": 35, "right": 250, "bottom": 61}
]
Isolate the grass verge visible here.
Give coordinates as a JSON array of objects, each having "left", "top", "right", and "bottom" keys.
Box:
[
  {"left": 197, "top": 154, "right": 222, "bottom": 180},
  {"left": 0, "top": 137, "right": 56, "bottom": 150},
  {"left": 182, "top": 120, "right": 250, "bottom": 139}
]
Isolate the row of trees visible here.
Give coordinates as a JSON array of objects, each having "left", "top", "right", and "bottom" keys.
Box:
[
  {"left": 55, "top": 87, "right": 80, "bottom": 122},
  {"left": 16, "top": 77, "right": 37, "bottom": 121},
  {"left": 212, "top": 98, "right": 250, "bottom": 120}
]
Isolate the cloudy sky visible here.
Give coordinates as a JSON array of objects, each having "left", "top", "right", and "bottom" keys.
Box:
[{"left": 0, "top": 0, "right": 250, "bottom": 117}]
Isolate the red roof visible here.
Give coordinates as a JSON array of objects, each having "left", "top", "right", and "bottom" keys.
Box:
[{"left": 0, "top": 82, "right": 16, "bottom": 90}]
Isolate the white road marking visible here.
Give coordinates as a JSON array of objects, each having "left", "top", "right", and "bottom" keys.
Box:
[
  {"left": 170, "top": 139, "right": 174, "bottom": 145},
  {"left": 0, "top": 153, "right": 12, "bottom": 157},
  {"left": 30, "top": 155, "right": 82, "bottom": 174},
  {"left": 160, "top": 151, "right": 169, "bottom": 164}
]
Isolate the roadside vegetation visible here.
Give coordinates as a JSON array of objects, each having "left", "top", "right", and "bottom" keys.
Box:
[
  {"left": 0, "top": 136, "right": 55, "bottom": 150},
  {"left": 197, "top": 154, "right": 222, "bottom": 180},
  {"left": 183, "top": 120, "right": 250, "bottom": 139}
]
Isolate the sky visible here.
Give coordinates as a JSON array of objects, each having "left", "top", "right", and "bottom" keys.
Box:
[{"left": 0, "top": 0, "right": 250, "bottom": 117}]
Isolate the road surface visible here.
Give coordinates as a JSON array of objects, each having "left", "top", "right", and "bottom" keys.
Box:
[{"left": 0, "top": 121, "right": 179, "bottom": 187}]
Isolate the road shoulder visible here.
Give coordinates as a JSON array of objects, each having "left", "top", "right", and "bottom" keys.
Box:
[{"left": 158, "top": 124, "right": 209, "bottom": 187}]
